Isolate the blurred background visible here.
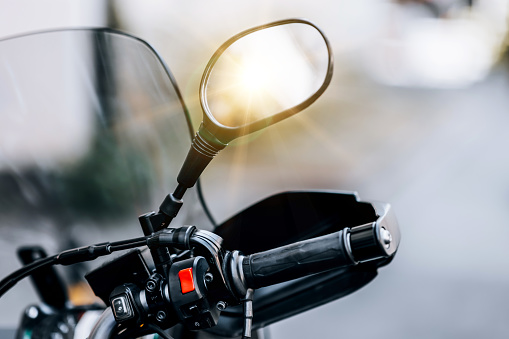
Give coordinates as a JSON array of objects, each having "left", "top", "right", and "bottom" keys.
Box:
[{"left": 1, "top": 0, "right": 509, "bottom": 338}]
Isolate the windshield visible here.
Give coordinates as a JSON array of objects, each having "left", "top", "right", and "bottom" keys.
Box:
[
  {"left": 0, "top": 28, "right": 207, "bottom": 226},
  {"left": 0, "top": 29, "right": 209, "bottom": 317}
]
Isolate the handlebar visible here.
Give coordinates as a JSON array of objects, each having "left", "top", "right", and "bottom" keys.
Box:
[
  {"left": 229, "top": 205, "right": 399, "bottom": 295},
  {"left": 241, "top": 229, "right": 355, "bottom": 289},
  {"left": 4, "top": 202, "right": 399, "bottom": 338},
  {"left": 84, "top": 220, "right": 398, "bottom": 337}
]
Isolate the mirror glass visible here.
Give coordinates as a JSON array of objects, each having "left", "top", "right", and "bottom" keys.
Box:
[{"left": 203, "top": 23, "right": 330, "bottom": 128}]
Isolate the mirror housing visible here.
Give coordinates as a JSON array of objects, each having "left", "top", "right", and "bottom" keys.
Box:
[
  {"left": 199, "top": 18, "right": 334, "bottom": 145},
  {"left": 177, "top": 18, "right": 333, "bottom": 190}
]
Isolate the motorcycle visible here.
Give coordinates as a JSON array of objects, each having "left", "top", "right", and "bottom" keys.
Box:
[{"left": 0, "top": 19, "right": 400, "bottom": 338}]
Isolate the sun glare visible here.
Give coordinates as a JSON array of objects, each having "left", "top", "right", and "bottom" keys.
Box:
[
  {"left": 239, "top": 62, "right": 267, "bottom": 94},
  {"left": 205, "top": 24, "right": 328, "bottom": 128}
]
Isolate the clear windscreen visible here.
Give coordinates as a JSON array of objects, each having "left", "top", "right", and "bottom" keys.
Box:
[{"left": 0, "top": 29, "right": 208, "bottom": 314}]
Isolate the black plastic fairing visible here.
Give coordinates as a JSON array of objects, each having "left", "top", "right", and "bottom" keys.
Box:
[
  {"left": 85, "top": 249, "right": 151, "bottom": 305},
  {"left": 214, "top": 190, "right": 377, "bottom": 254},
  {"left": 208, "top": 265, "right": 378, "bottom": 337}
]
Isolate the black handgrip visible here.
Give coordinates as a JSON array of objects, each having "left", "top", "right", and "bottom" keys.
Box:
[{"left": 242, "top": 229, "right": 355, "bottom": 289}]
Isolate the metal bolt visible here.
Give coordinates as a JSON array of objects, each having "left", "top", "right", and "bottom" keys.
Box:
[
  {"left": 156, "top": 310, "right": 166, "bottom": 321},
  {"left": 380, "top": 227, "right": 392, "bottom": 249},
  {"left": 146, "top": 280, "right": 157, "bottom": 292},
  {"left": 205, "top": 273, "right": 214, "bottom": 283},
  {"left": 26, "top": 306, "right": 39, "bottom": 319},
  {"left": 216, "top": 301, "right": 227, "bottom": 311}
]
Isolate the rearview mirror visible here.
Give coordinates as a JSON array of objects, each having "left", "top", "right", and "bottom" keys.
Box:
[
  {"left": 176, "top": 19, "right": 333, "bottom": 191},
  {"left": 175, "top": 19, "right": 333, "bottom": 194},
  {"left": 200, "top": 18, "right": 333, "bottom": 143}
]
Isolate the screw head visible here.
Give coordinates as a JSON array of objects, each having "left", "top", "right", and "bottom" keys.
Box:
[
  {"left": 156, "top": 310, "right": 166, "bottom": 321},
  {"left": 205, "top": 273, "right": 214, "bottom": 283},
  {"left": 380, "top": 227, "right": 392, "bottom": 249},
  {"left": 216, "top": 301, "right": 227, "bottom": 311},
  {"left": 146, "top": 280, "right": 157, "bottom": 292}
]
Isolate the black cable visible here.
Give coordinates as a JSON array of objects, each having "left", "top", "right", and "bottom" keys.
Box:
[
  {"left": 196, "top": 178, "right": 217, "bottom": 228},
  {"left": 0, "top": 235, "right": 151, "bottom": 298},
  {"left": 0, "top": 255, "right": 58, "bottom": 298},
  {"left": 172, "top": 249, "right": 191, "bottom": 261},
  {"left": 0, "top": 227, "right": 196, "bottom": 298},
  {"left": 109, "top": 237, "right": 148, "bottom": 251},
  {"left": 109, "top": 236, "right": 148, "bottom": 247}
]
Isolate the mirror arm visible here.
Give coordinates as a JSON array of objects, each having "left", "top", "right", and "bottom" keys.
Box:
[
  {"left": 177, "top": 124, "right": 227, "bottom": 189},
  {"left": 138, "top": 124, "right": 227, "bottom": 238}
]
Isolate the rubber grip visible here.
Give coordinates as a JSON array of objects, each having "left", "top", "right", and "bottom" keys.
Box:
[{"left": 242, "top": 230, "right": 355, "bottom": 289}]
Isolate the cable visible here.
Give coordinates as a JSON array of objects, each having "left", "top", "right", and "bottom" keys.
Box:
[
  {"left": 0, "top": 235, "right": 150, "bottom": 298},
  {"left": 241, "top": 288, "right": 254, "bottom": 339},
  {"left": 110, "top": 236, "right": 148, "bottom": 247},
  {"left": 0, "top": 255, "right": 58, "bottom": 298},
  {"left": 109, "top": 237, "right": 149, "bottom": 251},
  {"left": 0, "top": 227, "right": 194, "bottom": 299},
  {"left": 196, "top": 178, "right": 217, "bottom": 228}
]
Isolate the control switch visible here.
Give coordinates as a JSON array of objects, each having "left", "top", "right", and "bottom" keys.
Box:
[
  {"left": 112, "top": 295, "right": 134, "bottom": 321},
  {"left": 178, "top": 268, "right": 195, "bottom": 294}
]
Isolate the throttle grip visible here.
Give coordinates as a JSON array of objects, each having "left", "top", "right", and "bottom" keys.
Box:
[{"left": 241, "top": 229, "right": 355, "bottom": 289}]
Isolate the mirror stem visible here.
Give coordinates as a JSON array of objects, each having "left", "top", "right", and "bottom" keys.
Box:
[
  {"left": 151, "top": 127, "right": 227, "bottom": 231},
  {"left": 177, "top": 125, "right": 227, "bottom": 189},
  {"left": 148, "top": 125, "right": 227, "bottom": 233},
  {"left": 173, "top": 183, "right": 187, "bottom": 200}
]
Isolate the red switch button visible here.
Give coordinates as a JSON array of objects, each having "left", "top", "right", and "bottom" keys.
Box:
[{"left": 178, "top": 268, "right": 195, "bottom": 294}]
